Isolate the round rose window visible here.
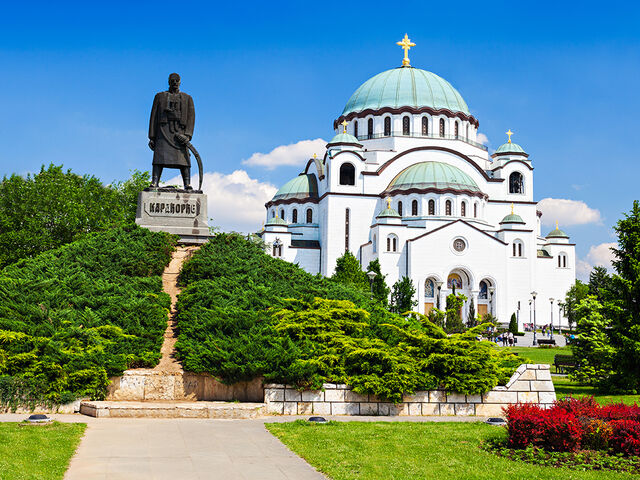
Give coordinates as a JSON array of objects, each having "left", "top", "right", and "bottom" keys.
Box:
[{"left": 453, "top": 239, "right": 466, "bottom": 252}]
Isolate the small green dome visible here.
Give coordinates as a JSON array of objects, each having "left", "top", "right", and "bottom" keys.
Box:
[
  {"left": 495, "top": 142, "right": 526, "bottom": 155},
  {"left": 266, "top": 215, "right": 288, "bottom": 226},
  {"left": 342, "top": 67, "right": 470, "bottom": 116},
  {"left": 377, "top": 205, "right": 401, "bottom": 218},
  {"left": 546, "top": 227, "right": 569, "bottom": 239},
  {"left": 500, "top": 213, "right": 524, "bottom": 224},
  {"left": 328, "top": 132, "right": 361, "bottom": 146},
  {"left": 272, "top": 174, "right": 318, "bottom": 202},
  {"left": 386, "top": 161, "right": 481, "bottom": 194}
]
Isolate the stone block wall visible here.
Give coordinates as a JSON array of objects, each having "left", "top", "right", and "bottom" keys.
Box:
[{"left": 264, "top": 364, "right": 555, "bottom": 416}]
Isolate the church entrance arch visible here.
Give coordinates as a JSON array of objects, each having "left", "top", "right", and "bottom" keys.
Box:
[
  {"left": 477, "top": 278, "right": 495, "bottom": 320},
  {"left": 446, "top": 268, "right": 474, "bottom": 322}
]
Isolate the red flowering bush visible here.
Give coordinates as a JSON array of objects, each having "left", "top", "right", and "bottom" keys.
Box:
[
  {"left": 600, "top": 403, "right": 640, "bottom": 421},
  {"left": 581, "top": 418, "right": 613, "bottom": 450},
  {"left": 503, "top": 403, "right": 544, "bottom": 448},
  {"left": 610, "top": 420, "right": 640, "bottom": 456},
  {"left": 538, "top": 411, "right": 583, "bottom": 452},
  {"left": 554, "top": 396, "right": 600, "bottom": 418}
]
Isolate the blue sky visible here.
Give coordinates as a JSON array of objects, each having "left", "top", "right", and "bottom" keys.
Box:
[{"left": 1, "top": 0, "right": 639, "bottom": 277}]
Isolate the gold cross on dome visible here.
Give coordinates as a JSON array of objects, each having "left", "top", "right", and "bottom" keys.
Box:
[
  {"left": 386, "top": 198, "right": 392, "bottom": 209},
  {"left": 341, "top": 119, "right": 348, "bottom": 134},
  {"left": 511, "top": 203, "right": 514, "bottom": 214},
  {"left": 396, "top": 34, "right": 415, "bottom": 67},
  {"left": 556, "top": 220, "right": 559, "bottom": 229},
  {"left": 506, "top": 129, "right": 514, "bottom": 143},
  {"left": 312, "top": 153, "right": 317, "bottom": 159}
]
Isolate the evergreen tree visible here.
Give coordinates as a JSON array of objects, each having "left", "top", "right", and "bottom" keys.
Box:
[
  {"left": 466, "top": 300, "right": 476, "bottom": 328},
  {"left": 331, "top": 251, "right": 368, "bottom": 292},
  {"left": 445, "top": 293, "right": 467, "bottom": 333},
  {"left": 509, "top": 313, "right": 518, "bottom": 334},
  {"left": 588, "top": 266, "right": 614, "bottom": 303},
  {"left": 610, "top": 200, "right": 640, "bottom": 391},
  {"left": 390, "top": 276, "right": 417, "bottom": 314},
  {"left": 562, "top": 280, "right": 589, "bottom": 330},
  {"left": 366, "top": 259, "right": 390, "bottom": 305}
]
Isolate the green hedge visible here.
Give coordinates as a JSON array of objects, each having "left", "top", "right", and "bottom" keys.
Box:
[
  {"left": 0, "top": 225, "right": 176, "bottom": 405},
  {"left": 175, "top": 233, "right": 521, "bottom": 402}
]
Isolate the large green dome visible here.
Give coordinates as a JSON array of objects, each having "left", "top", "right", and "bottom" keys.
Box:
[
  {"left": 385, "top": 161, "right": 481, "bottom": 195},
  {"left": 271, "top": 174, "right": 318, "bottom": 202},
  {"left": 342, "top": 67, "right": 470, "bottom": 117}
]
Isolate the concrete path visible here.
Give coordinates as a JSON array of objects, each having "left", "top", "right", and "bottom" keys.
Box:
[{"left": 62, "top": 417, "right": 326, "bottom": 480}]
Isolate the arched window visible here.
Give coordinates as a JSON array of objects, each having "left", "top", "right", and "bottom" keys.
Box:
[
  {"left": 466, "top": 124, "right": 469, "bottom": 139},
  {"left": 474, "top": 203, "right": 478, "bottom": 218},
  {"left": 509, "top": 172, "right": 524, "bottom": 194},
  {"left": 439, "top": 118, "right": 445, "bottom": 137},
  {"left": 558, "top": 253, "right": 568, "bottom": 268},
  {"left": 387, "top": 234, "right": 398, "bottom": 252},
  {"left": 353, "top": 120, "right": 358, "bottom": 138},
  {"left": 422, "top": 117, "right": 428, "bottom": 136},
  {"left": 292, "top": 208, "right": 298, "bottom": 223},
  {"left": 339, "top": 163, "right": 355, "bottom": 185},
  {"left": 445, "top": 200, "right": 452, "bottom": 216},
  {"left": 373, "top": 234, "right": 377, "bottom": 253},
  {"left": 280, "top": 208, "right": 284, "bottom": 219},
  {"left": 402, "top": 116, "right": 410, "bottom": 135},
  {"left": 397, "top": 201, "right": 403, "bottom": 216},
  {"left": 367, "top": 118, "right": 373, "bottom": 139},
  {"left": 428, "top": 199, "right": 435, "bottom": 215},
  {"left": 272, "top": 239, "right": 283, "bottom": 257},
  {"left": 513, "top": 240, "right": 524, "bottom": 257},
  {"left": 345, "top": 208, "right": 350, "bottom": 251},
  {"left": 454, "top": 121, "right": 459, "bottom": 138},
  {"left": 461, "top": 201, "right": 467, "bottom": 217},
  {"left": 479, "top": 280, "right": 488, "bottom": 299},
  {"left": 306, "top": 208, "right": 313, "bottom": 224},
  {"left": 411, "top": 199, "right": 418, "bottom": 216},
  {"left": 425, "top": 279, "right": 435, "bottom": 298},
  {"left": 271, "top": 209, "right": 275, "bottom": 218},
  {"left": 384, "top": 117, "right": 391, "bottom": 136}
]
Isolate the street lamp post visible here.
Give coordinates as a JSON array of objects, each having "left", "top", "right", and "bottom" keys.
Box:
[
  {"left": 559, "top": 303, "right": 563, "bottom": 334},
  {"left": 531, "top": 291, "right": 538, "bottom": 346},
  {"left": 549, "top": 298, "right": 554, "bottom": 341},
  {"left": 367, "top": 271, "right": 377, "bottom": 299},
  {"left": 488, "top": 287, "right": 496, "bottom": 316}
]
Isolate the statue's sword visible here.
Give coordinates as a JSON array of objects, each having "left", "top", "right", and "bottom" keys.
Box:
[{"left": 185, "top": 141, "right": 204, "bottom": 191}]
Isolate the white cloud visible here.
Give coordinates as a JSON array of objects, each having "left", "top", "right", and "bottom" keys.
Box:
[
  {"left": 476, "top": 132, "right": 489, "bottom": 145},
  {"left": 537, "top": 198, "right": 602, "bottom": 227},
  {"left": 576, "top": 242, "right": 617, "bottom": 281},
  {"left": 163, "top": 170, "right": 277, "bottom": 233},
  {"left": 241, "top": 139, "right": 327, "bottom": 170}
]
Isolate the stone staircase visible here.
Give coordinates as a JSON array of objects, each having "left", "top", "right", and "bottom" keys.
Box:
[{"left": 79, "top": 244, "right": 266, "bottom": 418}]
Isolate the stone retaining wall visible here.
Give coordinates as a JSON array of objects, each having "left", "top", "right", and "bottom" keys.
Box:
[{"left": 265, "top": 364, "right": 555, "bottom": 416}]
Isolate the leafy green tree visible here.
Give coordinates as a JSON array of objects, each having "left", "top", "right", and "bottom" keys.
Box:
[
  {"left": 508, "top": 312, "right": 518, "bottom": 334},
  {"left": 366, "top": 259, "right": 390, "bottom": 305},
  {"left": 569, "top": 296, "right": 617, "bottom": 387},
  {"left": 331, "top": 251, "right": 369, "bottom": 292},
  {"left": 0, "top": 164, "right": 149, "bottom": 268},
  {"left": 445, "top": 293, "right": 467, "bottom": 334},
  {"left": 562, "top": 280, "right": 589, "bottom": 330},
  {"left": 390, "top": 276, "right": 417, "bottom": 314},
  {"left": 466, "top": 300, "right": 476, "bottom": 328},
  {"left": 609, "top": 200, "right": 640, "bottom": 391}
]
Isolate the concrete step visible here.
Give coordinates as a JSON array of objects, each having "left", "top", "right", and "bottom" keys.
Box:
[{"left": 80, "top": 401, "right": 266, "bottom": 419}]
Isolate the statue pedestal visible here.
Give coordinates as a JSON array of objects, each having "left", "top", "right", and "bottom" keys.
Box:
[{"left": 135, "top": 190, "right": 209, "bottom": 244}]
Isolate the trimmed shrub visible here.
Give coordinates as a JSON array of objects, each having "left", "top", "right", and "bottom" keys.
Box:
[
  {"left": 504, "top": 403, "right": 544, "bottom": 449},
  {"left": 539, "top": 411, "right": 583, "bottom": 452},
  {"left": 610, "top": 420, "right": 640, "bottom": 456}
]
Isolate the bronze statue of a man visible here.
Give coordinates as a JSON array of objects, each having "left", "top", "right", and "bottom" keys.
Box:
[{"left": 148, "top": 73, "right": 195, "bottom": 190}]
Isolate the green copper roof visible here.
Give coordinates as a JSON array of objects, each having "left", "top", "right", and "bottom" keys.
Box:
[
  {"left": 546, "top": 227, "right": 569, "bottom": 238},
  {"left": 386, "top": 161, "right": 481, "bottom": 194},
  {"left": 272, "top": 174, "right": 318, "bottom": 202},
  {"left": 328, "top": 132, "right": 361, "bottom": 145},
  {"left": 495, "top": 142, "right": 526, "bottom": 154},
  {"left": 377, "top": 206, "right": 401, "bottom": 218},
  {"left": 342, "top": 67, "right": 470, "bottom": 116},
  {"left": 266, "top": 215, "right": 288, "bottom": 226},
  {"left": 501, "top": 213, "right": 524, "bottom": 224}
]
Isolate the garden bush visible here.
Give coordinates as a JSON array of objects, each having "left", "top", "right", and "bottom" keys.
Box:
[
  {"left": 175, "top": 233, "right": 521, "bottom": 402},
  {"left": 504, "top": 397, "right": 640, "bottom": 456},
  {"left": 0, "top": 225, "right": 175, "bottom": 406}
]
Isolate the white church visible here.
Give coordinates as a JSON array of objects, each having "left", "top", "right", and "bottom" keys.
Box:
[{"left": 261, "top": 36, "right": 575, "bottom": 327}]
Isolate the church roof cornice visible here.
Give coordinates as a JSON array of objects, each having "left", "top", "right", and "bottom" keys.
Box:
[{"left": 407, "top": 219, "right": 508, "bottom": 245}]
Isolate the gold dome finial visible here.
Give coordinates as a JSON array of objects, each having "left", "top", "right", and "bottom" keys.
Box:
[
  {"left": 341, "top": 119, "right": 348, "bottom": 134},
  {"left": 312, "top": 153, "right": 317, "bottom": 159},
  {"left": 386, "top": 197, "right": 392, "bottom": 209},
  {"left": 506, "top": 129, "right": 514, "bottom": 143},
  {"left": 396, "top": 34, "right": 416, "bottom": 67},
  {"left": 511, "top": 203, "right": 514, "bottom": 215},
  {"left": 556, "top": 220, "right": 559, "bottom": 229}
]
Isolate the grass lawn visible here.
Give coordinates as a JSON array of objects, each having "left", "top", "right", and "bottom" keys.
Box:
[
  {"left": 267, "top": 421, "right": 637, "bottom": 480},
  {"left": 0, "top": 422, "right": 86, "bottom": 480},
  {"left": 507, "top": 346, "right": 571, "bottom": 365}
]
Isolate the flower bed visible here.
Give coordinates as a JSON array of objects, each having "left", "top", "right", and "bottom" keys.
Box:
[{"left": 484, "top": 397, "right": 640, "bottom": 474}]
